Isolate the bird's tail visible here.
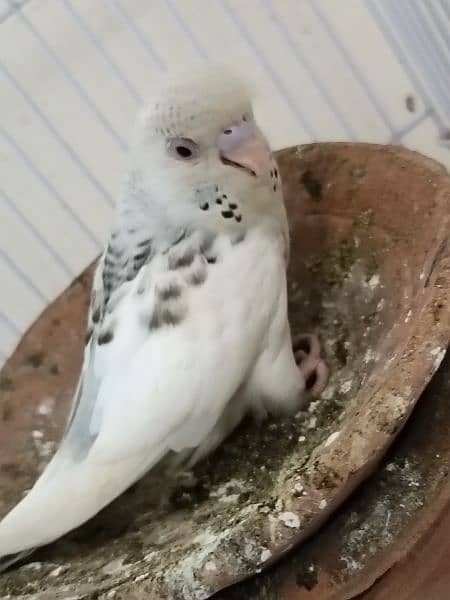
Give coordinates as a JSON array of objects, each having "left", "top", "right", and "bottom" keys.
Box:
[
  {"left": 0, "top": 549, "right": 34, "bottom": 574},
  {"left": 0, "top": 450, "right": 162, "bottom": 563}
]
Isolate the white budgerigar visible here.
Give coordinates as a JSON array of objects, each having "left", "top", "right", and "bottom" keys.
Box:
[{"left": 0, "top": 68, "right": 327, "bottom": 566}]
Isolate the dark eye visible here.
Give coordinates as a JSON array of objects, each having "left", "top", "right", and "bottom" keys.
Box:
[
  {"left": 167, "top": 137, "right": 199, "bottom": 161},
  {"left": 176, "top": 145, "right": 192, "bottom": 158}
]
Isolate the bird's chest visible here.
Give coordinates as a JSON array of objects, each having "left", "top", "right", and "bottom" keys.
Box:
[
  {"left": 195, "top": 231, "right": 286, "bottom": 333},
  {"left": 101, "top": 229, "right": 286, "bottom": 349}
]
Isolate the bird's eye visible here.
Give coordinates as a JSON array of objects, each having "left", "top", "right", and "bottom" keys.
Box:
[
  {"left": 167, "top": 137, "right": 199, "bottom": 161},
  {"left": 176, "top": 145, "right": 192, "bottom": 157}
]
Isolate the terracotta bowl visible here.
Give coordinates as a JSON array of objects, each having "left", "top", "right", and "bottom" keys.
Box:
[
  {"left": 218, "top": 336, "right": 450, "bottom": 600},
  {"left": 1, "top": 143, "right": 450, "bottom": 600}
]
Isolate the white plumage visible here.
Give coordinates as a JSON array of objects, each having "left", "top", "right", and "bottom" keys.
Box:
[{"left": 0, "top": 67, "right": 308, "bottom": 564}]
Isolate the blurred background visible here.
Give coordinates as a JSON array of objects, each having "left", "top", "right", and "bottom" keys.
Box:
[{"left": 1, "top": 0, "right": 449, "bottom": 367}]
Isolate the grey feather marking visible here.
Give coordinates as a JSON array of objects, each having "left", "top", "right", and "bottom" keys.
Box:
[
  {"left": 187, "top": 267, "right": 207, "bottom": 286},
  {"left": 158, "top": 282, "right": 182, "bottom": 300},
  {"left": 63, "top": 365, "right": 100, "bottom": 460},
  {"left": 110, "top": 246, "right": 124, "bottom": 259},
  {"left": 98, "top": 330, "right": 114, "bottom": 345},
  {"left": 232, "top": 230, "right": 246, "bottom": 245},
  {"left": 200, "top": 232, "right": 215, "bottom": 254},
  {"left": 134, "top": 250, "right": 149, "bottom": 262},
  {"left": 133, "top": 245, "right": 151, "bottom": 272},
  {"left": 168, "top": 247, "right": 195, "bottom": 270},
  {"left": 149, "top": 305, "right": 184, "bottom": 329},
  {"left": 171, "top": 229, "right": 187, "bottom": 247},
  {"left": 100, "top": 230, "right": 154, "bottom": 308}
]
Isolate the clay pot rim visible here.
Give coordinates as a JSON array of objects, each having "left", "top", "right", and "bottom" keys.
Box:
[{"left": 267, "top": 142, "right": 450, "bottom": 558}]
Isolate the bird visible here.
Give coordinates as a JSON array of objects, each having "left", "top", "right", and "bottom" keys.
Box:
[{"left": 0, "top": 67, "right": 328, "bottom": 568}]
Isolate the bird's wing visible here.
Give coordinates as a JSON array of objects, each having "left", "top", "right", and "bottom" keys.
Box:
[{"left": 0, "top": 229, "right": 286, "bottom": 557}]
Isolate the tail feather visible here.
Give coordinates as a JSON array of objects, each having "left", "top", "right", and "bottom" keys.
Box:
[
  {"left": 0, "top": 449, "right": 163, "bottom": 559},
  {"left": 0, "top": 549, "right": 35, "bottom": 574}
]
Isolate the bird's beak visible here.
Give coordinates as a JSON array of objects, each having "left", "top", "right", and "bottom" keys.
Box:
[{"left": 218, "top": 124, "right": 272, "bottom": 177}]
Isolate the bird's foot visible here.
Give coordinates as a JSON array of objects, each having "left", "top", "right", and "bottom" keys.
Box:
[{"left": 293, "top": 333, "right": 329, "bottom": 396}]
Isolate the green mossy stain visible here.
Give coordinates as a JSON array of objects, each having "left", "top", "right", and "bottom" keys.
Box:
[
  {"left": 351, "top": 164, "right": 367, "bottom": 178},
  {"left": 307, "top": 238, "right": 358, "bottom": 287},
  {"left": 355, "top": 208, "right": 374, "bottom": 228}
]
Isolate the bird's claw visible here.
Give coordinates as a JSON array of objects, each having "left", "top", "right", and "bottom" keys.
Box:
[{"left": 293, "top": 333, "right": 329, "bottom": 396}]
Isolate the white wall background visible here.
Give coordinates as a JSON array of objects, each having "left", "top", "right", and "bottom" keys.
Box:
[{"left": 0, "top": 0, "right": 449, "bottom": 366}]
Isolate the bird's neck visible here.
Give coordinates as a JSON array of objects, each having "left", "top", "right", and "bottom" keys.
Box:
[{"left": 115, "top": 167, "right": 289, "bottom": 258}]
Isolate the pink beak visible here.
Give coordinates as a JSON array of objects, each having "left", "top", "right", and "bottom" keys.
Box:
[{"left": 217, "top": 121, "right": 272, "bottom": 177}]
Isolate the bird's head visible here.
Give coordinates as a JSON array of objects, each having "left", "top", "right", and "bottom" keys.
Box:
[{"left": 126, "top": 67, "right": 286, "bottom": 237}]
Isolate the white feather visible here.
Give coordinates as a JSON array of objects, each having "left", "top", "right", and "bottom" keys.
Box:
[
  {"left": 0, "top": 67, "right": 304, "bottom": 561},
  {"left": 0, "top": 228, "right": 291, "bottom": 556}
]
